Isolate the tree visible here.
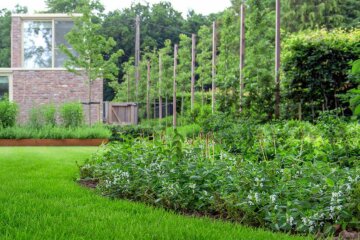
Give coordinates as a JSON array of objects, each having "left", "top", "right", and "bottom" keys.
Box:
[
  {"left": 217, "top": 9, "right": 240, "bottom": 112},
  {"left": 196, "top": 25, "right": 212, "bottom": 106},
  {"left": 61, "top": 1, "right": 123, "bottom": 125},
  {"left": 282, "top": 0, "right": 360, "bottom": 32},
  {"left": 177, "top": 34, "right": 192, "bottom": 116},
  {"left": 158, "top": 40, "right": 173, "bottom": 120},
  {"left": 0, "top": 5, "right": 27, "bottom": 67},
  {"left": 45, "top": 0, "right": 104, "bottom": 13},
  {"left": 242, "top": 0, "right": 275, "bottom": 120}
]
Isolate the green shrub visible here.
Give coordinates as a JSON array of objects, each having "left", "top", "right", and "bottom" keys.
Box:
[
  {"left": 29, "top": 104, "right": 57, "bottom": 128},
  {"left": 29, "top": 106, "right": 43, "bottom": 129},
  {"left": 43, "top": 104, "right": 56, "bottom": 126},
  {"left": 108, "top": 125, "right": 155, "bottom": 141},
  {"left": 60, "top": 102, "right": 84, "bottom": 128},
  {"left": 283, "top": 29, "right": 360, "bottom": 119},
  {"left": 80, "top": 132, "right": 360, "bottom": 235},
  {"left": 0, "top": 98, "right": 18, "bottom": 128}
]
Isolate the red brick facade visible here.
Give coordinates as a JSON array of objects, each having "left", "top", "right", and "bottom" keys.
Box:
[
  {"left": 9, "top": 15, "right": 103, "bottom": 124},
  {"left": 12, "top": 70, "right": 103, "bottom": 123}
]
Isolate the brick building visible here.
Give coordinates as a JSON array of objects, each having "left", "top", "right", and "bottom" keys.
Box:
[{"left": 0, "top": 14, "right": 103, "bottom": 124}]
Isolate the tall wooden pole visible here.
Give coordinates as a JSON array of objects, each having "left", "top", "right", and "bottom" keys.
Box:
[
  {"left": 239, "top": 2, "right": 245, "bottom": 113},
  {"left": 191, "top": 34, "right": 196, "bottom": 110},
  {"left": 173, "top": 44, "right": 178, "bottom": 128},
  {"left": 158, "top": 54, "right": 163, "bottom": 120},
  {"left": 135, "top": 15, "right": 140, "bottom": 102},
  {"left": 146, "top": 60, "right": 151, "bottom": 119},
  {"left": 275, "top": 0, "right": 281, "bottom": 119},
  {"left": 212, "top": 21, "right": 217, "bottom": 114}
]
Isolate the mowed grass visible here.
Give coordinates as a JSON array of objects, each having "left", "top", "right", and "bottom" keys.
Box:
[{"left": 0, "top": 147, "right": 310, "bottom": 240}]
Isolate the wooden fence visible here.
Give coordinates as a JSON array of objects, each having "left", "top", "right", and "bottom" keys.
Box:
[{"left": 104, "top": 102, "right": 138, "bottom": 125}]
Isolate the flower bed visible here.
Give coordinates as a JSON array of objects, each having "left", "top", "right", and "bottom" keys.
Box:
[{"left": 79, "top": 122, "right": 360, "bottom": 236}]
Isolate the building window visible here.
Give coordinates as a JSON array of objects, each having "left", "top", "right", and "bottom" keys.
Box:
[
  {"left": 23, "top": 21, "right": 52, "bottom": 68},
  {"left": 23, "top": 19, "right": 73, "bottom": 68},
  {"left": 55, "top": 21, "right": 74, "bottom": 67},
  {"left": 0, "top": 76, "right": 9, "bottom": 100}
]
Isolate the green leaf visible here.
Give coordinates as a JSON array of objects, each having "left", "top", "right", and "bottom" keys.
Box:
[{"left": 325, "top": 178, "right": 335, "bottom": 187}]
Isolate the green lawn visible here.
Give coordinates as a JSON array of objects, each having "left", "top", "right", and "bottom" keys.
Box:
[{"left": 0, "top": 147, "right": 309, "bottom": 240}]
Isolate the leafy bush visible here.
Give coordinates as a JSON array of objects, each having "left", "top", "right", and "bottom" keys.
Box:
[
  {"left": 29, "top": 104, "right": 57, "bottom": 128},
  {"left": 0, "top": 98, "right": 18, "bottom": 128},
  {"left": 60, "top": 102, "right": 84, "bottom": 128},
  {"left": 283, "top": 29, "right": 360, "bottom": 119},
  {"left": 108, "top": 125, "right": 155, "bottom": 141},
  {"left": 43, "top": 104, "right": 57, "bottom": 126},
  {"left": 80, "top": 131, "right": 360, "bottom": 235}
]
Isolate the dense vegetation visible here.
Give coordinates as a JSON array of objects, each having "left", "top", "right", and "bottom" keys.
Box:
[
  {"left": 0, "top": 100, "right": 110, "bottom": 139},
  {"left": 1, "top": 0, "right": 359, "bottom": 238},
  {"left": 80, "top": 116, "right": 360, "bottom": 235}
]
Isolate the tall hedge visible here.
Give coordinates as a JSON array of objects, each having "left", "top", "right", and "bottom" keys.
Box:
[{"left": 282, "top": 29, "right": 360, "bottom": 120}]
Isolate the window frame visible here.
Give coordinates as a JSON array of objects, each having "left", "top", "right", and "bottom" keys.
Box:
[
  {"left": 0, "top": 72, "right": 13, "bottom": 101},
  {"left": 18, "top": 14, "right": 80, "bottom": 69}
]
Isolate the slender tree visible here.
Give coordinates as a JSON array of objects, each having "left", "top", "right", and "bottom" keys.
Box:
[
  {"left": 178, "top": 34, "right": 192, "bottom": 117},
  {"left": 196, "top": 25, "right": 212, "bottom": 106},
  {"left": 61, "top": 1, "right": 123, "bottom": 125}
]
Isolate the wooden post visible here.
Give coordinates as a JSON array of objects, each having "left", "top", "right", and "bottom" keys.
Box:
[
  {"left": 275, "top": 0, "right": 281, "bottom": 119},
  {"left": 212, "top": 21, "right": 217, "bottom": 114},
  {"left": 239, "top": 2, "right": 245, "bottom": 113},
  {"left": 159, "top": 54, "right": 163, "bottom": 120},
  {"left": 146, "top": 60, "right": 151, "bottom": 119},
  {"left": 191, "top": 34, "right": 196, "bottom": 110},
  {"left": 135, "top": 15, "right": 140, "bottom": 102},
  {"left": 173, "top": 44, "right": 178, "bottom": 128}
]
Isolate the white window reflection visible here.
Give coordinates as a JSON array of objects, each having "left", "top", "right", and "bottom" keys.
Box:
[
  {"left": 23, "top": 21, "right": 52, "bottom": 68},
  {"left": 22, "top": 19, "right": 74, "bottom": 68}
]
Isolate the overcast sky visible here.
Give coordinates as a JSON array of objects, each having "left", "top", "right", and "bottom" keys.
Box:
[{"left": 0, "top": 0, "right": 231, "bottom": 16}]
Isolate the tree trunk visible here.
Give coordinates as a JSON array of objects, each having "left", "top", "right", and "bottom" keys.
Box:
[{"left": 88, "top": 74, "right": 92, "bottom": 126}]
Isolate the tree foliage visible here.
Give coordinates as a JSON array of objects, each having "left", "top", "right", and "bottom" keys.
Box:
[
  {"left": 61, "top": 0, "right": 123, "bottom": 124},
  {"left": 0, "top": 5, "right": 27, "bottom": 67}
]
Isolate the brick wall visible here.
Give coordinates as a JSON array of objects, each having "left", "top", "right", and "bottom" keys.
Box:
[
  {"left": 11, "top": 16, "right": 21, "bottom": 68},
  {"left": 12, "top": 70, "right": 103, "bottom": 124}
]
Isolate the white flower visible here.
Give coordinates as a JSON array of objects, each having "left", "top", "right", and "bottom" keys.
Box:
[
  {"left": 287, "top": 215, "right": 294, "bottom": 225},
  {"left": 189, "top": 183, "right": 196, "bottom": 189},
  {"left": 330, "top": 206, "right": 335, "bottom": 213},
  {"left": 255, "top": 192, "right": 260, "bottom": 203},
  {"left": 270, "top": 194, "right": 276, "bottom": 203},
  {"left": 336, "top": 205, "right": 343, "bottom": 211}
]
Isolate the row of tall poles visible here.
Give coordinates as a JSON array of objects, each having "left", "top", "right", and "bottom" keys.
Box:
[{"left": 134, "top": 0, "right": 281, "bottom": 127}]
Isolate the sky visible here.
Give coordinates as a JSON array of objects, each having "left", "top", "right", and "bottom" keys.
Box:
[{"left": 0, "top": 0, "right": 232, "bottom": 16}]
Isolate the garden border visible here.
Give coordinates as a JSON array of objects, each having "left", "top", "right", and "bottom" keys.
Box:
[{"left": 0, "top": 139, "right": 108, "bottom": 146}]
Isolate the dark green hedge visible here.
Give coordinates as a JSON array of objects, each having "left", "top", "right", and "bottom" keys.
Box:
[{"left": 282, "top": 29, "right": 360, "bottom": 120}]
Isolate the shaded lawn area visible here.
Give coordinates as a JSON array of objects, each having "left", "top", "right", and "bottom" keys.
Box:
[{"left": 0, "top": 147, "right": 310, "bottom": 240}]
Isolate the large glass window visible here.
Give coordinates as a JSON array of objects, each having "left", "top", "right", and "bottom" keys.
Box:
[
  {"left": 23, "top": 21, "right": 53, "bottom": 68},
  {"left": 55, "top": 20, "right": 74, "bottom": 67},
  {"left": 0, "top": 76, "right": 9, "bottom": 100},
  {"left": 23, "top": 19, "right": 74, "bottom": 68}
]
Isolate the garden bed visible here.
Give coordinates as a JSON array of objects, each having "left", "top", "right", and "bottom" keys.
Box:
[{"left": 0, "top": 138, "right": 108, "bottom": 146}]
